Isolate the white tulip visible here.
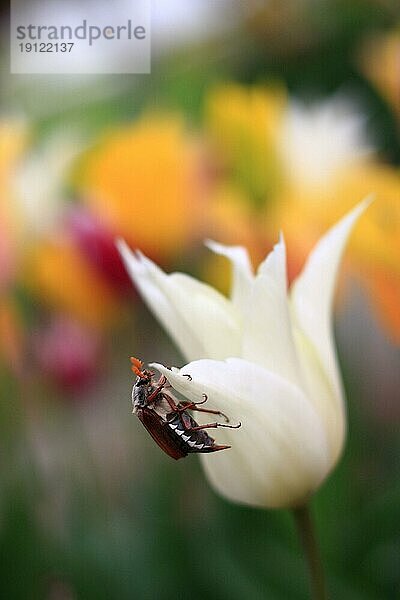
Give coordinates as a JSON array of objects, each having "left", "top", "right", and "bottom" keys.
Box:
[
  {"left": 280, "top": 95, "right": 373, "bottom": 190},
  {"left": 117, "top": 199, "right": 370, "bottom": 508}
]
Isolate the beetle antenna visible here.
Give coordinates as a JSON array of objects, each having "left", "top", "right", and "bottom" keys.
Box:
[{"left": 130, "top": 356, "right": 147, "bottom": 378}]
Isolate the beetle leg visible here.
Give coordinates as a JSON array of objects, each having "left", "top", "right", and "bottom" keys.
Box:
[
  {"left": 146, "top": 376, "right": 168, "bottom": 403},
  {"left": 192, "top": 407, "right": 230, "bottom": 423},
  {"left": 162, "top": 399, "right": 194, "bottom": 432},
  {"left": 155, "top": 374, "right": 168, "bottom": 387},
  {"left": 163, "top": 393, "right": 181, "bottom": 412},
  {"left": 174, "top": 393, "right": 208, "bottom": 412},
  {"left": 178, "top": 402, "right": 230, "bottom": 423},
  {"left": 159, "top": 377, "right": 172, "bottom": 389},
  {"left": 178, "top": 393, "right": 208, "bottom": 407},
  {"left": 182, "top": 373, "right": 192, "bottom": 381},
  {"left": 196, "top": 393, "right": 208, "bottom": 405},
  {"left": 178, "top": 393, "right": 207, "bottom": 407},
  {"left": 189, "top": 421, "right": 242, "bottom": 431}
]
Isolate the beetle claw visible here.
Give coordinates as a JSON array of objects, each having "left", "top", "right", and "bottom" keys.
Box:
[
  {"left": 219, "top": 421, "right": 241, "bottom": 429},
  {"left": 193, "top": 394, "right": 208, "bottom": 405}
]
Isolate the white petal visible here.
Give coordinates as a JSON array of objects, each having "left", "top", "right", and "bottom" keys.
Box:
[
  {"left": 117, "top": 239, "right": 201, "bottom": 360},
  {"left": 205, "top": 240, "right": 253, "bottom": 315},
  {"left": 151, "top": 359, "right": 331, "bottom": 508},
  {"left": 117, "top": 240, "right": 241, "bottom": 361},
  {"left": 242, "top": 235, "right": 303, "bottom": 389},
  {"left": 290, "top": 198, "right": 372, "bottom": 403},
  {"left": 257, "top": 231, "right": 286, "bottom": 281},
  {"left": 291, "top": 327, "right": 345, "bottom": 465}
]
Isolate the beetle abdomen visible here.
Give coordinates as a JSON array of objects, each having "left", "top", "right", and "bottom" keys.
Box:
[{"left": 166, "top": 413, "right": 228, "bottom": 454}]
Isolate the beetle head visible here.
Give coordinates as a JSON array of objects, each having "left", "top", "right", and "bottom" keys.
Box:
[{"left": 131, "top": 357, "right": 154, "bottom": 409}]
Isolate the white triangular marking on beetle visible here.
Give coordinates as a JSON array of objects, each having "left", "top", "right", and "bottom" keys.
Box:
[
  {"left": 182, "top": 435, "right": 190, "bottom": 442},
  {"left": 195, "top": 443, "right": 204, "bottom": 449},
  {"left": 169, "top": 423, "right": 178, "bottom": 429},
  {"left": 187, "top": 440, "right": 197, "bottom": 447},
  {"left": 176, "top": 430, "right": 184, "bottom": 436}
]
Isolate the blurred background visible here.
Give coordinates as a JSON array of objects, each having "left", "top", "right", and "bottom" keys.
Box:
[{"left": 0, "top": 1, "right": 400, "bottom": 598}]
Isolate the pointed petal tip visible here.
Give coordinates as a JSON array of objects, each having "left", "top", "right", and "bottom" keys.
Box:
[
  {"left": 204, "top": 239, "right": 225, "bottom": 255},
  {"left": 116, "top": 238, "right": 137, "bottom": 268},
  {"left": 275, "top": 231, "right": 286, "bottom": 256},
  {"left": 346, "top": 194, "right": 374, "bottom": 222},
  {"left": 204, "top": 238, "right": 218, "bottom": 250},
  {"left": 361, "top": 193, "right": 375, "bottom": 207},
  {"left": 289, "top": 196, "right": 374, "bottom": 407},
  {"left": 134, "top": 249, "right": 148, "bottom": 265},
  {"left": 115, "top": 240, "right": 152, "bottom": 266},
  {"left": 115, "top": 240, "right": 150, "bottom": 277},
  {"left": 204, "top": 239, "right": 254, "bottom": 310},
  {"left": 115, "top": 237, "right": 129, "bottom": 254},
  {"left": 322, "top": 195, "right": 374, "bottom": 252},
  {"left": 204, "top": 239, "right": 246, "bottom": 255},
  {"left": 257, "top": 233, "right": 287, "bottom": 279},
  {"left": 132, "top": 250, "right": 160, "bottom": 273},
  {"left": 149, "top": 362, "right": 182, "bottom": 378}
]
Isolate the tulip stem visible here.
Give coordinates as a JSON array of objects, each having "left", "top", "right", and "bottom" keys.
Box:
[{"left": 293, "top": 504, "right": 328, "bottom": 600}]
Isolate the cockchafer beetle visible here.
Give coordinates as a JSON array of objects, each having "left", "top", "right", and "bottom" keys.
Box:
[{"left": 130, "top": 357, "right": 241, "bottom": 460}]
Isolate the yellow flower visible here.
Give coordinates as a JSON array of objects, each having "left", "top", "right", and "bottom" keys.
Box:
[
  {"left": 80, "top": 115, "right": 207, "bottom": 263},
  {"left": 0, "top": 119, "right": 30, "bottom": 373},
  {"left": 0, "top": 119, "right": 29, "bottom": 185},
  {"left": 205, "top": 83, "right": 286, "bottom": 202},
  {"left": 0, "top": 119, "right": 30, "bottom": 284}
]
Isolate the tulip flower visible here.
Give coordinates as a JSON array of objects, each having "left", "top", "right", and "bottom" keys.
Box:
[{"left": 117, "top": 200, "right": 369, "bottom": 509}]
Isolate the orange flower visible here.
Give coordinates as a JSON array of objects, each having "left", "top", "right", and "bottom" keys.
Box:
[
  {"left": 25, "top": 234, "right": 124, "bottom": 329},
  {"left": 80, "top": 115, "right": 207, "bottom": 263}
]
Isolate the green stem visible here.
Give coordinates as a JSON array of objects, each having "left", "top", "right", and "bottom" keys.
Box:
[{"left": 293, "top": 504, "right": 329, "bottom": 600}]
